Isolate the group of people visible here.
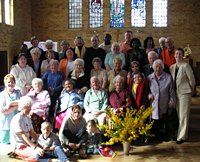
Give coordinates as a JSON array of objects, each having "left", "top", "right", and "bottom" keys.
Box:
[{"left": 0, "top": 32, "right": 196, "bottom": 161}]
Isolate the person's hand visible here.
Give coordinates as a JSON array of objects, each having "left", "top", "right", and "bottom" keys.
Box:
[
  {"left": 77, "top": 89, "right": 83, "bottom": 94},
  {"left": 69, "top": 143, "right": 77, "bottom": 150},
  {"left": 35, "top": 147, "right": 44, "bottom": 156},
  {"left": 149, "top": 95, "right": 154, "bottom": 101},
  {"left": 92, "top": 111, "right": 102, "bottom": 117}
]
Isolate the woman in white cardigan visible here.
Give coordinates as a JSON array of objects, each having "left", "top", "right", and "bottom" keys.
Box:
[
  {"left": 10, "top": 53, "right": 36, "bottom": 96},
  {"left": 170, "top": 48, "right": 196, "bottom": 144}
]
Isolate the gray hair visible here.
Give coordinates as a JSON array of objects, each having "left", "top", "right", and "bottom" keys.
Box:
[
  {"left": 49, "top": 59, "right": 59, "bottom": 66},
  {"left": 90, "top": 76, "right": 100, "bottom": 83},
  {"left": 113, "top": 75, "right": 124, "bottom": 84},
  {"left": 18, "top": 96, "right": 34, "bottom": 111},
  {"left": 30, "top": 47, "right": 41, "bottom": 55},
  {"left": 159, "top": 37, "right": 166, "bottom": 43},
  {"left": 45, "top": 40, "right": 53, "bottom": 46},
  {"left": 152, "top": 59, "right": 164, "bottom": 69},
  {"left": 32, "top": 78, "right": 43, "bottom": 86},
  {"left": 74, "top": 58, "right": 85, "bottom": 67},
  {"left": 111, "top": 42, "right": 121, "bottom": 53},
  {"left": 148, "top": 51, "right": 158, "bottom": 59}
]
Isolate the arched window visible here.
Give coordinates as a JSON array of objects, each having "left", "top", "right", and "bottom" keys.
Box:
[
  {"left": 110, "top": 0, "right": 125, "bottom": 28},
  {"left": 68, "top": 0, "right": 82, "bottom": 28},
  {"left": 4, "top": 0, "right": 14, "bottom": 25},
  {"left": 131, "top": 0, "right": 146, "bottom": 27},
  {"left": 153, "top": 0, "right": 168, "bottom": 27},
  {"left": 89, "top": 0, "right": 103, "bottom": 28}
]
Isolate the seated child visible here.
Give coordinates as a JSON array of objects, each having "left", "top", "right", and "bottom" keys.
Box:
[
  {"left": 86, "top": 120, "right": 102, "bottom": 154},
  {"left": 37, "top": 121, "right": 71, "bottom": 162}
]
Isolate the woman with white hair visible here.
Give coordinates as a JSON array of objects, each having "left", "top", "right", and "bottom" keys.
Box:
[
  {"left": 42, "top": 59, "right": 64, "bottom": 92},
  {"left": 28, "top": 47, "right": 43, "bottom": 78},
  {"left": 68, "top": 58, "right": 89, "bottom": 94},
  {"left": 10, "top": 96, "right": 44, "bottom": 161},
  {"left": 109, "top": 75, "right": 131, "bottom": 115},
  {"left": 44, "top": 40, "right": 59, "bottom": 61},
  {"left": 27, "top": 78, "right": 51, "bottom": 133},
  {"left": 147, "top": 59, "right": 176, "bottom": 141},
  {"left": 10, "top": 53, "right": 36, "bottom": 96},
  {"left": 104, "top": 42, "right": 125, "bottom": 70}
]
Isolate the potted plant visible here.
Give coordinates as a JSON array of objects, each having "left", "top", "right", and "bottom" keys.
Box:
[{"left": 100, "top": 106, "right": 154, "bottom": 155}]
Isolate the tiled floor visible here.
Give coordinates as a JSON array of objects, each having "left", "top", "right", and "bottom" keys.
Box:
[{"left": 1, "top": 94, "right": 200, "bottom": 162}]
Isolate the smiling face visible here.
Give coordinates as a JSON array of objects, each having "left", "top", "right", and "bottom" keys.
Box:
[
  {"left": 133, "top": 74, "right": 143, "bottom": 84},
  {"left": 41, "top": 123, "right": 51, "bottom": 138},
  {"left": 174, "top": 49, "right": 184, "bottom": 62},
  {"left": 5, "top": 78, "right": 15, "bottom": 92},
  {"left": 90, "top": 77, "right": 100, "bottom": 90},
  {"left": 32, "top": 81, "right": 43, "bottom": 93},
  {"left": 18, "top": 55, "right": 27, "bottom": 68},
  {"left": 153, "top": 63, "right": 163, "bottom": 77},
  {"left": 66, "top": 49, "right": 74, "bottom": 61},
  {"left": 71, "top": 106, "right": 82, "bottom": 121},
  {"left": 64, "top": 80, "right": 73, "bottom": 92}
]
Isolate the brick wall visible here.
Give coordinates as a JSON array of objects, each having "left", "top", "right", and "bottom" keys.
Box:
[
  {"left": 0, "top": 0, "right": 32, "bottom": 69},
  {"left": 1, "top": 0, "right": 200, "bottom": 68}
]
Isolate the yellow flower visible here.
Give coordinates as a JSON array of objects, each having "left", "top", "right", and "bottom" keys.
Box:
[{"left": 100, "top": 106, "right": 154, "bottom": 145}]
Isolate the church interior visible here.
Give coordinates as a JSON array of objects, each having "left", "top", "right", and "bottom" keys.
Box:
[{"left": 0, "top": 0, "right": 200, "bottom": 161}]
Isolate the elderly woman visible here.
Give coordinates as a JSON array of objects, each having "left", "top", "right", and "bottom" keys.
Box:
[
  {"left": 27, "top": 78, "right": 51, "bottom": 133},
  {"left": 0, "top": 74, "right": 21, "bottom": 144},
  {"left": 55, "top": 79, "right": 84, "bottom": 130},
  {"left": 84, "top": 76, "right": 108, "bottom": 126},
  {"left": 68, "top": 58, "right": 89, "bottom": 94},
  {"left": 59, "top": 49, "right": 75, "bottom": 80},
  {"left": 10, "top": 96, "right": 44, "bottom": 161},
  {"left": 147, "top": 59, "right": 176, "bottom": 141},
  {"left": 42, "top": 59, "right": 64, "bottom": 92},
  {"left": 170, "top": 48, "right": 196, "bottom": 144},
  {"left": 44, "top": 40, "right": 59, "bottom": 61},
  {"left": 41, "top": 49, "right": 55, "bottom": 76},
  {"left": 28, "top": 47, "right": 43, "bottom": 78},
  {"left": 109, "top": 75, "right": 131, "bottom": 115},
  {"left": 104, "top": 42, "right": 125, "bottom": 70},
  {"left": 107, "top": 57, "right": 127, "bottom": 92},
  {"left": 91, "top": 57, "right": 107, "bottom": 89},
  {"left": 10, "top": 53, "right": 36, "bottom": 96}
]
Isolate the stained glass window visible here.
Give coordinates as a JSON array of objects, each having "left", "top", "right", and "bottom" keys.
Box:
[
  {"left": 89, "top": 0, "right": 103, "bottom": 28},
  {"left": 5, "top": 0, "right": 14, "bottom": 25},
  {"left": 110, "top": 0, "right": 125, "bottom": 28},
  {"left": 68, "top": 0, "right": 82, "bottom": 28},
  {"left": 131, "top": 0, "right": 146, "bottom": 27},
  {"left": 153, "top": 0, "right": 167, "bottom": 27}
]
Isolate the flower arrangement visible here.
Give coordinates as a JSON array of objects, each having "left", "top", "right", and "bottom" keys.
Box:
[
  {"left": 183, "top": 44, "right": 192, "bottom": 58},
  {"left": 100, "top": 106, "right": 154, "bottom": 145}
]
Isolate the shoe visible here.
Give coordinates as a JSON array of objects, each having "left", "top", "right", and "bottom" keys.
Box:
[
  {"left": 79, "top": 148, "right": 87, "bottom": 159},
  {"left": 176, "top": 140, "right": 185, "bottom": 144}
]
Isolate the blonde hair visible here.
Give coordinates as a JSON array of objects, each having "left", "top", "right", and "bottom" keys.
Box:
[{"left": 4, "top": 74, "right": 15, "bottom": 84}]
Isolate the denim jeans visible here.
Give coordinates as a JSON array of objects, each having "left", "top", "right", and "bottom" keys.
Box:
[{"left": 35, "top": 146, "right": 69, "bottom": 162}]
